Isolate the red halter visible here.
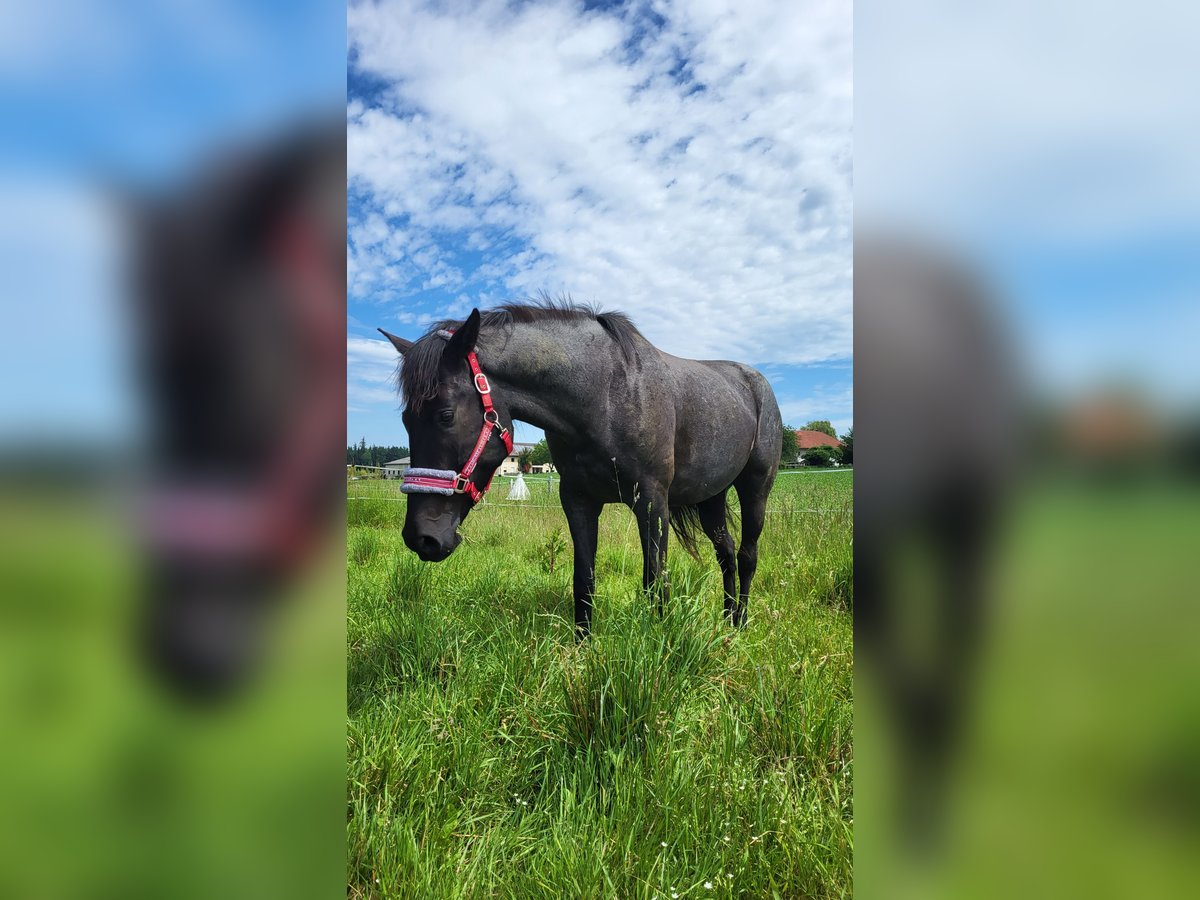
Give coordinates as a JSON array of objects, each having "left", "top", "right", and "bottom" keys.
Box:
[{"left": 401, "top": 347, "right": 514, "bottom": 504}]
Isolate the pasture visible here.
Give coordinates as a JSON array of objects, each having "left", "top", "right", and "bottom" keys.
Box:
[{"left": 346, "top": 470, "right": 853, "bottom": 898}]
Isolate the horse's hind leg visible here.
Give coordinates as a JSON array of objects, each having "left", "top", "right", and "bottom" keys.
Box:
[
  {"left": 697, "top": 492, "right": 737, "bottom": 620},
  {"left": 732, "top": 475, "right": 770, "bottom": 627}
]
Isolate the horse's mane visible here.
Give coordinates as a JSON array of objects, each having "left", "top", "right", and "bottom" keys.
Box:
[{"left": 398, "top": 294, "right": 641, "bottom": 412}]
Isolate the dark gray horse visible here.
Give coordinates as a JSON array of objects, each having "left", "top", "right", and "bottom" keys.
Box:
[
  {"left": 856, "top": 234, "right": 1020, "bottom": 845},
  {"left": 133, "top": 120, "right": 345, "bottom": 700},
  {"left": 380, "top": 301, "right": 782, "bottom": 634}
]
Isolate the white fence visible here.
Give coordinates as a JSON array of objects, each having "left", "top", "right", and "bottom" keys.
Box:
[
  {"left": 348, "top": 465, "right": 562, "bottom": 507},
  {"left": 347, "top": 465, "right": 850, "bottom": 514}
]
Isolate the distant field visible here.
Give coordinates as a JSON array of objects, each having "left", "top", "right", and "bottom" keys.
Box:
[{"left": 347, "top": 471, "right": 853, "bottom": 898}]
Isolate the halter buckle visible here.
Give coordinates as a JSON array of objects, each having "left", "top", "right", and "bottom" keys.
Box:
[
  {"left": 474, "top": 373, "right": 491, "bottom": 394},
  {"left": 454, "top": 474, "right": 471, "bottom": 494}
]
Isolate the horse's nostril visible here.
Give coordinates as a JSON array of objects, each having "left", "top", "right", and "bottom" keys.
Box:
[{"left": 405, "top": 530, "right": 453, "bottom": 561}]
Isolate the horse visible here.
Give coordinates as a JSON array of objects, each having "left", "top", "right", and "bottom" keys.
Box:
[
  {"left": 132, "top": 119, "right": 346, "bottom": 699},
  {"left": 379, "top": 300, "right": 783, "bottom": 634},
  {"left": 855, "top": 234, "right": 1020, "bottom": 845}
]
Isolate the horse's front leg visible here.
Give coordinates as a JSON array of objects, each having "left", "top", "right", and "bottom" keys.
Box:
[
  {"left": 633, "top": 490, "right": 670, "bottom": 614},
  {"left": 560, "top": 487, "right": 602, "bottom": 638}
]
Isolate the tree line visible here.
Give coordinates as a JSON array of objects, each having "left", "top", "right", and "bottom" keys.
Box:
[
  {"left": 346, "top": 439, "right": 410, "bottom": 469},
  {"left": 346, "top": 422, "right": 851, "bottom": 472}
]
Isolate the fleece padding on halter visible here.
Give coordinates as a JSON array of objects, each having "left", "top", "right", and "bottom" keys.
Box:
[{"left": 399, "top": 468, "right": 459, "bottom": 496}]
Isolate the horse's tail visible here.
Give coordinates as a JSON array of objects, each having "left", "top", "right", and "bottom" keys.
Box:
[
  {"left": 668, "top": 504, "right": 704, "bottom": 560},
  {"left": 669, "top": 500, "right": 741, "bottom": 562}
]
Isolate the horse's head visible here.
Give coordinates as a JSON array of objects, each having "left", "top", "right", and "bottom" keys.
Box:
[{"left": 381, "top": 309, "right": 512, "bottom": 562}]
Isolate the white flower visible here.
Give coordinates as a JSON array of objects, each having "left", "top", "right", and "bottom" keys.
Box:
[
  {"left": 661, "top": 841, "right": 667, "bottom": 847},
  {"left": 705, "top": 882, "right": 713, "bottom": 889}
]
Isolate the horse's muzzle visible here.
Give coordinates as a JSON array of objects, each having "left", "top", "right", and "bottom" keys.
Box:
[{"left": 403, "top": 527, "right": 461, "bottom": 562}]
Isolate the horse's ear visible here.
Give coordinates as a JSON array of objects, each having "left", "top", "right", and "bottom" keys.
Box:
[
  {"left": 446, "top": 309, "right": 481, "bottom": 358},
  {"left": 378, "top": 328, "right": 413, "bottom": 355}
]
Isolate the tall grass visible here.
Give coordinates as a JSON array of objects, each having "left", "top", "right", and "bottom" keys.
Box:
[{"left": 347, "top": 472, "right": 853, "bottom": 897}]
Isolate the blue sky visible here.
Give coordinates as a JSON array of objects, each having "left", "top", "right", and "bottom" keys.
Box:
[
  {"left": 856, "top": 0, "right": 1200, "bottom": 416},
  {"left": 9, "top": 1, "right": 1194, "bottom": 453},
  {"left": 347, "top": 0, "right": 853, "bottom": 447},
  {"left": 1, "top": 1, "right": 344, "bottom": 182},
  {"left": 1, "top": 1, "right": 344, "bottom": 446}
]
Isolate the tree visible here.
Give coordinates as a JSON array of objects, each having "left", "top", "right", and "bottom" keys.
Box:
[
  {"left": 780, "top": 425, "right": 799, "bottom": 465},
  {"left": 517, "top": 448, "right": 532, "bottom": 472},
  {"left": 529, "top": 439, "right": 552, "bottom": 467},
  {"left": 802, "top": 420, "right": 837, "bottom": 438},
  {"left": 802, "top": 445, "right": 837, "bottom": 467},
  {"left": 837, "top": 428, "right": 853, "bottom": 466}
]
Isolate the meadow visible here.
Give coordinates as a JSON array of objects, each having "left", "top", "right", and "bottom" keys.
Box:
[{"left": 346, "top": 470, "right": 853, "bottom": 898}]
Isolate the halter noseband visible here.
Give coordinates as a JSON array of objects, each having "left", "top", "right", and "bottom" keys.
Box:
[{"left": 400, "top": 335, "right": 513, "bottom": 504}]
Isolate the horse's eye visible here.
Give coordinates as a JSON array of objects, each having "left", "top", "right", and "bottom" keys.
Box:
[{"left": 437, "top": 409, "right": 455, "bottom": 425}]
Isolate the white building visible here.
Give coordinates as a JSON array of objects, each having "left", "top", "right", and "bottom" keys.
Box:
[
  {"left": 497, "top": 443, "right": 536, "bottom": 476},
  {"left": 383, "top": 457, "right": 410, "bottom": 479}
]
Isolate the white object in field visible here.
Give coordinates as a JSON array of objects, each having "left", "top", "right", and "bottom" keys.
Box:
[{"left": 507, "top": 472, "right": 530, "bottom": 501}]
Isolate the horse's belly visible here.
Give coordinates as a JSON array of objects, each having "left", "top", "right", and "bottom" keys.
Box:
[{"left": 668, "top": 455, "right": 748, "bottom": 505}]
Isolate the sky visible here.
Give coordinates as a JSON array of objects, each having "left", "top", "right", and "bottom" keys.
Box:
[
  {"left": 1, "top": 0, "right": 345, "bottom": 447},
  {"left": 856, "top": 0, "right": 1200, "bottom": 415},
  {"left": 346, "top": 0, "right": 853, "bottom": 447},
  {"left": 13, "top": 0, "right": 1191, "bottom": 456}
]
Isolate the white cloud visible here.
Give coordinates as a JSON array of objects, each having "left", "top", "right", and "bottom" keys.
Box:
[
  {"left": 779, "top": 384, "right": 854, "bottom": 436},
  {"left": 856, "top": 0, "right": 1200, "bottom": 244},
  {"left": 347, "top": 0, "right": 851, "bottom": 368},
  {"left": 347, "top": 336, "right": 400, "bottom": 408}
]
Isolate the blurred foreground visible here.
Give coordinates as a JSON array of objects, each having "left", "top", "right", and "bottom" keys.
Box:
[
  {"left": 0, "top": 487, "right": 345, "bottom": 897},
  {"left": 856, "top": 236, "right": 1200, "bottom": 897},
  {"left": 0, "top": 2, "right": 346, "bottom": 897},
  {"left": 856, "top": 2, "right": 1200, "bottom": 896}
]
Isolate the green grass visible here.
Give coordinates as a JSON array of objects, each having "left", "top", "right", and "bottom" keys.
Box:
[
  {"left": 347, "top": 472, "right": 853, "bottom": 898},
  {"left": 0, "top": 490, "right": 346, "bottom": 899},
  {"left": 855, "top": 475, "right": 1200, "bottom": 900}
]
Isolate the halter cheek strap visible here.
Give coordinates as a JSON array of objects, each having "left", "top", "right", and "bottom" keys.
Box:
[{"left": 400, "top": 347, "right": 514, "bottom": 504}]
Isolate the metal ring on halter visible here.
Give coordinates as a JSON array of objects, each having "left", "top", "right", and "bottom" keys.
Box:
[{"left": 483, "top": 409, "right": 500, "bottom": 427}]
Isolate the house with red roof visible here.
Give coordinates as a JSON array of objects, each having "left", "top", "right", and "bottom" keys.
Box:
[{"left": 788, "top": 429, "right": 844, "bottom": 466}]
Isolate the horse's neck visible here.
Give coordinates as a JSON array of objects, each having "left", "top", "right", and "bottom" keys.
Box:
[{"left": 481, "top": 324, "right": 598, "bottom": 436}]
